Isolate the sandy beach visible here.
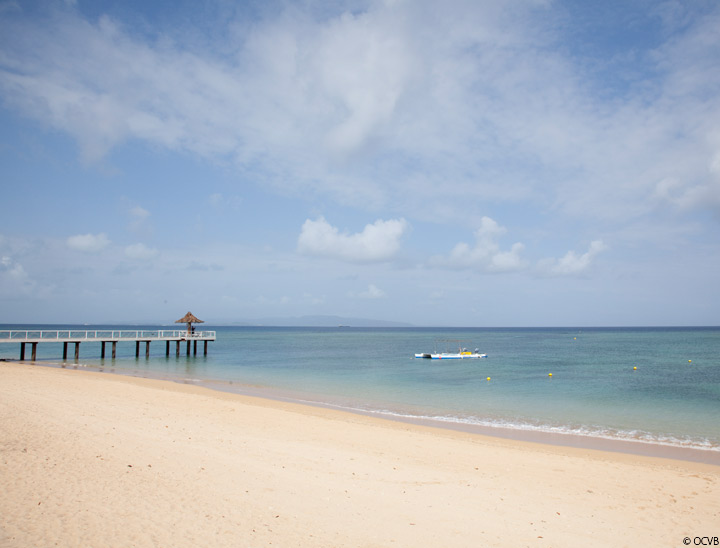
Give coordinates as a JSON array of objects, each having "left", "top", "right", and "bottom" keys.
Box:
[{"left": 1, "top": 362, "right": 718, "bottom": 547}]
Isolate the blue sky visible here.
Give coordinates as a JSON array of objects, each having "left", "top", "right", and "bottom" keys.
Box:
[{"left": 1, "top": 0, "right": 719, "bottom": 326}]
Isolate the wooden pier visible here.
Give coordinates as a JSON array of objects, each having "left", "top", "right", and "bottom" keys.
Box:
[{"left": 0, "top": 330, "right": 216, "bottom": 361}]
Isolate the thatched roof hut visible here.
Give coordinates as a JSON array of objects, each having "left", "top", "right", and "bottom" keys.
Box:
[{"left": 176, "top": 312, "right": 204, "bottom": 334}]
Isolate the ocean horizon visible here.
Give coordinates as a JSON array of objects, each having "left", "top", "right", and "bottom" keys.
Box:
[{"left": 2, "top": 324, "right": 718, "bottom": 464}]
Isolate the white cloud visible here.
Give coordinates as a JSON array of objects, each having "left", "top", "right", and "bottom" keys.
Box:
[
  {"left": 66, "top": 233, "right": 110, "bottom": 253},
  {"left": 0, "top": 1, "right": 717, "bottom": 236},
  {"left": 129, "top": 205, "right": 149, "bottom": 220},
  {"left": 432, "top": 217, "right": 527, "bottom": 273},
  {"left": 539, "top": 240, "right": 608, "bottom": 276},
  {"left": 124, "top": 243, "right": 159, "bottom": 260},
  {"left": 652, "top": 140, "right": 720, "bottom": 216},
  {"left": 297, "top": 217, "right": 408, "bottom": 263},
  {"left": 355, "top": 284, "right": 386, "bottom": 299},
  {"left": 127, "top": 205, "right": 151, "bottom": 233},
  {"left": 0, "top": 255, "right": 41, "bottom": 298},
  {"left": 6, "top": 2, "right": 719, "bottom": 223},
  {"left": 1, "top": 255, "right": 24, "bottom": 276},
  {"left": 1, "top": 255, "right": 28, "bottom": 280}
]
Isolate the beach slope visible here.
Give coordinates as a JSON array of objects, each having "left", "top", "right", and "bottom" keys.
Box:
[{"left": 1, "top": 362, "right": 718, "bottom": 547}]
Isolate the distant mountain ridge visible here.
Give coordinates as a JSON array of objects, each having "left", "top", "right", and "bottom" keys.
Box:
[{"left": 220, "top": 315, "right": 413, "bottom": 328}]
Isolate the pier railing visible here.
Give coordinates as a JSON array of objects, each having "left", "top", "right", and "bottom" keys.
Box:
[
  {"left": 0, "top": 329, "right": 216, "bottom": 360},
  {"left": 0, "top": 330, "right": 216, "bottom": 342}
]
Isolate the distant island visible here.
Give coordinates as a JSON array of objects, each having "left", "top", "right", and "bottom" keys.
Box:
[{"left": 222, "top": 315, "right": 413, "bottom": 328}]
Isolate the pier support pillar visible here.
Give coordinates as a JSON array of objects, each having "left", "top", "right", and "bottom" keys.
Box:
[
  {"left": 101, "top": 342, "right": 105, "bottom": 359},
  {"left": 166, "top": 341, "right": 170, "bottom": 357},
  {"left": 204, "top": 341, "right": 208, "bottom": 355},
  {"left": 135, "top": 341, "right": 140, "bottom": 358},
  {"left": 145, "top": 341, "right": 150, "bottom": 358},
  {"left": 74, "top": 342, "right": 80, "bottom": 360},
  {"left": 187, "top": 341, "right": 191, "bottom": 355},
  {"left": 63, "top": 342, "right": 68, "bottom": 360},
  {"left": 31, "top": 342, "right": 37, "bottom": 361},
  {"left": 176, "top": 340, "right": 180, "bottom": 357},
  {"left": 20, "top": 342, "right": 25, "bottom": 360},
  {"left": 112, "top": 341, "right": 117, "bottom": 359},
  {"left": 193, "top": 340, "right": 197, "bottom": 355}
]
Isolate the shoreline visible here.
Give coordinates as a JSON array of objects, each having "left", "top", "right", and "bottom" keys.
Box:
[
  {"left": 12, "top": 359, "right": 720, "bottom": 466},
  {"left": 204, "top": 380, "right": 720, "bottom": 466},
  {"left": 2, "top": 361, "right": 719, "bottom": 547}
]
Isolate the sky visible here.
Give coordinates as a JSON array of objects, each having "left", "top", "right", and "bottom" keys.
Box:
[{"left": 1, "top": 0, "right": 719, "bottom": 327}]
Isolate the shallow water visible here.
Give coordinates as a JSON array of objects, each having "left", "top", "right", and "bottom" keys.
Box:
[{"left": 3, "top": 325, "right": 719, "bottom": 459}]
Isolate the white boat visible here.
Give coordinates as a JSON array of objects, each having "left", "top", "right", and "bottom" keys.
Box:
[
  {"left": 415, "top": 341, "right": 487, "bottom": 359},
  {"left": 414, "top": 351, "right": 487, "bottom": 359}
]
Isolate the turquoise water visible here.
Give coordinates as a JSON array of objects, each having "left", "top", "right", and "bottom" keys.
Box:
[{"left": 2, "top": 325, "right": 719, "bottom": 456}]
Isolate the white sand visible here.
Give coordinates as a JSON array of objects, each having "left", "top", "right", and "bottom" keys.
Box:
[{"left": 1, "top": 362, "right": 718, "bottom": 547}]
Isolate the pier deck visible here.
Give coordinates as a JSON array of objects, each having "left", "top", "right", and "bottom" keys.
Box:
[{"left": 0, "top": 330, "right": 216, "bottom": 360}]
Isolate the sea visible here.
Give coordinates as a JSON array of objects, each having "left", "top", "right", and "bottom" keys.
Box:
[{"left": 2, "top": 325, "right": 719, "bottom": 464}]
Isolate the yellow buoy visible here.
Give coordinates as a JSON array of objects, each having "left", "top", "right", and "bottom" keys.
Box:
[
  {"left": 548, "top": 372, "right": 553, "bottom": 377},
  {"left": 688, "top": 360, "right": 692, "bottom": 363},
  {"left": 633, "top": 366, "right": 637, "bottom": 370},
  {"left": 486, "top": 377, "right": 491, "bottom": 381},
  {"left": 573, "top": 337, "right": 576, "bottom": 340}
]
